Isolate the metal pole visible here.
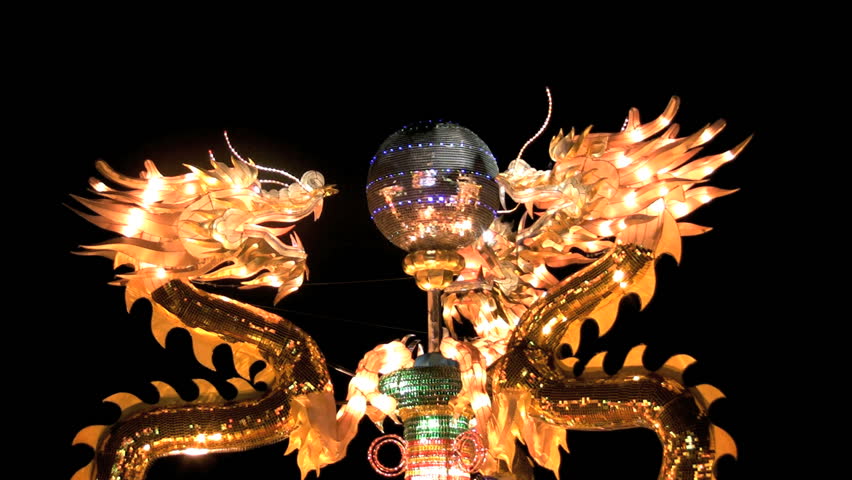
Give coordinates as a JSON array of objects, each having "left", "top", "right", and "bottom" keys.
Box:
[{"left": 427, "top": 289, "right": 442, "bottom": 353}]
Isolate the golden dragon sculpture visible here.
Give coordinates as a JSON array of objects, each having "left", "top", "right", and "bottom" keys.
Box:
[{"left": 69, "top": 96, "right": 747, "bottom": 480}]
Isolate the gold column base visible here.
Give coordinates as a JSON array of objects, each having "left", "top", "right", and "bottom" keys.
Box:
[{"left": 403, "top": 250, "right": 465, "bottom": 291}]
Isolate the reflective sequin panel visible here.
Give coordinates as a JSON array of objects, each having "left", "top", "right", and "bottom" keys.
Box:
[{"left": 94, "top": 280, "right": 330, "bottom": 480}]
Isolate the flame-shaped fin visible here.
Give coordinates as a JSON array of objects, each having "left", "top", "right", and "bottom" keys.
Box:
[
  {"left": 226, "top": 378, "right": 259, "bottom": 401},
  {"left": 613, "top": 344, "right": 649, "bottom": 378},
  {"left": 102, "top": 392, "right": 147, "bottom": 420},
  {"left": 191, "top": 379, "right": 221, "bottom": 403},
  {"left": 125, "top": 286, "right": 145, "bottom": 313},
  {"left": 563, "top": 319, "right": 584, "bottom": 356},
  {"left": 677, "top": 222, "right": 712, "bottom": 236},
  {"left": 151, "top": 303, "right": 182, "bottom": 348},
  {"left": 150, "top": 381, "right": 182, "bottom": 403},
  {"left": 712, "top": 424, "right": 738, "bottom": 460},
  {"left": 555, "top": 356, "right": 578, "bottom": 375},
  {"left": 655, "top": 211, "right": 682, "bottom": 263},
  {"left": 579, "top": 351, "right": 609, "bottom": 379},
  {"left": 254, "top": 363, "right": 275, "bottom": 386},
  {"left": 72, "top": 424, "right": 107, "bottom": 448},
  {"left": 656, "top": 353, "right": 696, "bottom": 384},
  {"left": 693, "top": 383, "right": 726, "bottom": 410},
  {"left": 589, "top": 297, "right": 621, "bottom": 339},
  {"left": 230, "top": 342, "right": 266, "bottom": 380},
  {"left": 95, "top": 159, "right": 148, "bottom": 189},
  {"left": 70, "top": 462, "right": 95, "bottom": 480},
  {"left": 630, "top": 264, "right": 657, "bottom": 309},
  {"left": 186, "top": 327, "right": 225, "bottom": 371}
]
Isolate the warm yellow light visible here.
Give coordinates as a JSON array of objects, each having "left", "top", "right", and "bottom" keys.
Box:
[
  {"left": 628, "top": 129, "right": 644, "bottom": 142},
  {"left": 658, "top": 186, "right": 669, "bottom": 196},
  {"left": 542, "top": 317, "right": 558, "bottom": 335},
  {"left": 647, "top": 199, "right": 665, "bottom": 215},
  {"left": 94, "top": 181, "right": 107, "bottom": 192},
  {"left": 155, "top": 268, "right": 167, "bottom": 279},
  {"left": 619, "top": 281, "right": 628, "bottom": 289},
  {"left": 624, "top": 191, "right": 637, "bottom": 208},
  {"left": 614, "top": 153, "right": 632, "bottom": 168},
  {"left": 421, "top": 205, "right": 435, "bottom": 219},
  {"left": 723, "top": 150, "right": 735, "bottom": 161},
  {"left": 182, "top": 448, "right": 209, "bottom": 456},
  {"left": 184, "top": 183, "right": 197, "bottom": 195},
  {"left": 482, "top": 229, "right": 495, "bottom": 244},
  {"left": 700, "top": 129, "right": 714, "bottom": 143},
  {"left": 632, "top": 375, "right": 640, "bottom": 381},
  {"left": 350, "top": 375, "right": 377, "bottom": 393},
  {"left": 699, "top": 194, "right": 712, "bottom": 204},
  {"left": 672, "top": 202, "right": 689, "bottom": 217},
  {"left": 369, "top": 394, "right": 396, "bottom": 414},
  {"left": 142, "top": 177, "right": 164, "bottom": 205},
  {"left": 599, "top": 220, "right": 614, "bottom": 237},
  {"left": 636, "top": 167, "right": 652, "bottom": 182},
  {"left": 471, "top": 392, "right": 491, "bottom": 410},
  {"left": 122, "top": 207, "right": 145, "bottom": 236},
  {"left": 613, "top": 270, "right": 625, "bottom": 282},
  {"left": 703, "top": 166, "right": 715, "bottom": 176}
]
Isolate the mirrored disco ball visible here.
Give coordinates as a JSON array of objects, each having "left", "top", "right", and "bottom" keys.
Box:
[{"left": 367, "top": 121, "right": 500, "bottom": 252}]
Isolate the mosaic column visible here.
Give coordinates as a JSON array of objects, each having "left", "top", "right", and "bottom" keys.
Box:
[{"left": 378, "top": 355, "right": 474, "bottom": 480}]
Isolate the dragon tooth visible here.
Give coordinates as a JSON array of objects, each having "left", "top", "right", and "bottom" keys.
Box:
[
  {"left": 656, "top": 353, "right": 697, "bottom": 383},
  {"left": 150, "top": 381, "right": 182, "bottom": 403},
  {"left": 693, "top": 383, "right": 726, "bottom": 410},
  {"left": 580, "top": 351, "right": 609, "bottom": 379},
  {"left": 712, "top": 424, "right": 738, "bottom": 461}
]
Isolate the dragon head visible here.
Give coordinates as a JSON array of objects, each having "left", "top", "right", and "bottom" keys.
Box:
[{"left": 71, "top": 136, "right": 336, "bottom": 305}]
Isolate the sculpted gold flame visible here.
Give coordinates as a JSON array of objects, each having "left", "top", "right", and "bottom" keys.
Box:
[{"left": 71, "top": 95, "right": 747, "bottom": 480}]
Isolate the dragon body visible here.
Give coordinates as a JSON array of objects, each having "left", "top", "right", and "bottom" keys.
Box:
[{"left": 70, "top": 96, "right": 746, "bottom": 480}]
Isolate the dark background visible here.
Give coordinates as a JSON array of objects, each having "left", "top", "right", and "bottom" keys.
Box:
[{"left": 36, "top": 51, "right": 791, "bottom": 480}]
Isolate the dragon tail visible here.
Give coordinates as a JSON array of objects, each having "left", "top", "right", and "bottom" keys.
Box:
[{"left": 70, "top": 280, "right": 337, "bottom": 480}]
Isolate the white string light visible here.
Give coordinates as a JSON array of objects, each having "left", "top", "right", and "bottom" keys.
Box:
[
  {"left": 516, "top": 87, "right": 553, "bottom": 160},
  {"left": 223, "top": 131, "right": 306, "bottom": 188}
]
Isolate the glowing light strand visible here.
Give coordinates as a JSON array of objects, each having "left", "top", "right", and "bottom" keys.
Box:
[
  {"left": 515, "top": 87, "right": 553, "bottom": 160},
  {"left": 224, "top": 130, "right": 305, "bottom": 188},
  {"left": 368, "top": 434, "right": 408, "bottom": 477}
]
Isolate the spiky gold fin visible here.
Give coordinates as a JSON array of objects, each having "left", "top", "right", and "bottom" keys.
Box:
[
  {"left": 712, "top": 425, "right": 738, "bottom": 460},
  {"left": 656, "top": 353, "right": 696, "bottom": 384},
  {"left": 70, "top": 462, "right": 95, "bottom": 480},
  {"left": 151, "top": 381, "right": 182, "bottom": 403},
  {"left": 72, "top": 424, "right": 107, "bottom": 448},
  {"left": 580, "top": 351, "right": 609, "bottom": 379},
  {"left": 693, "top": 383, "right": 726, "bottom": 410},
  {"left": 554, "top": 356, "right": 578, "bottom": 375},
  {"left": 102, "top": 392, "right": 147, "bottom": 421}
]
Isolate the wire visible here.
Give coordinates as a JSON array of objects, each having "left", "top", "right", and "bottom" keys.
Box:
[
  {"left": 193, "top": 277, "right": 413, "bottom": 288},
  {"left": 259, "top": 305, "right": 427, "bottom": 334}
]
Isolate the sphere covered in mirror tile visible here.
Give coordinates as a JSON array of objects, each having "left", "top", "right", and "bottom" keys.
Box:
[{"left": 367, "top": 121, "right": 500, "bottom": 252}]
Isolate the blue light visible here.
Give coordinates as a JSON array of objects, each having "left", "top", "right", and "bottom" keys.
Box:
[
  {"left": 369, "top": 196, "right": 498, "bottom": 217},
  {"left": 365, "top": 169, "right": 498, "bottom": 190}
]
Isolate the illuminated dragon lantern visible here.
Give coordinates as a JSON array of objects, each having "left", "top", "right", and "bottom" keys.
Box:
[{"left": 70, "top": 94, "right": 748, "bottom": 480}]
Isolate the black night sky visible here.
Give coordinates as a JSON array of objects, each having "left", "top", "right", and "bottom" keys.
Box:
[{"left": 36, "top": 45, "right": 795, "bottom": 480}]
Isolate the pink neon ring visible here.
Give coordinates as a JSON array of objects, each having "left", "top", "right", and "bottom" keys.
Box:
[
  {"left": 367, "top": 434, "right": 408, "bottom": 477},
  {"left": 452, "top": 429, "right": 487, "bottom": 473}
]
